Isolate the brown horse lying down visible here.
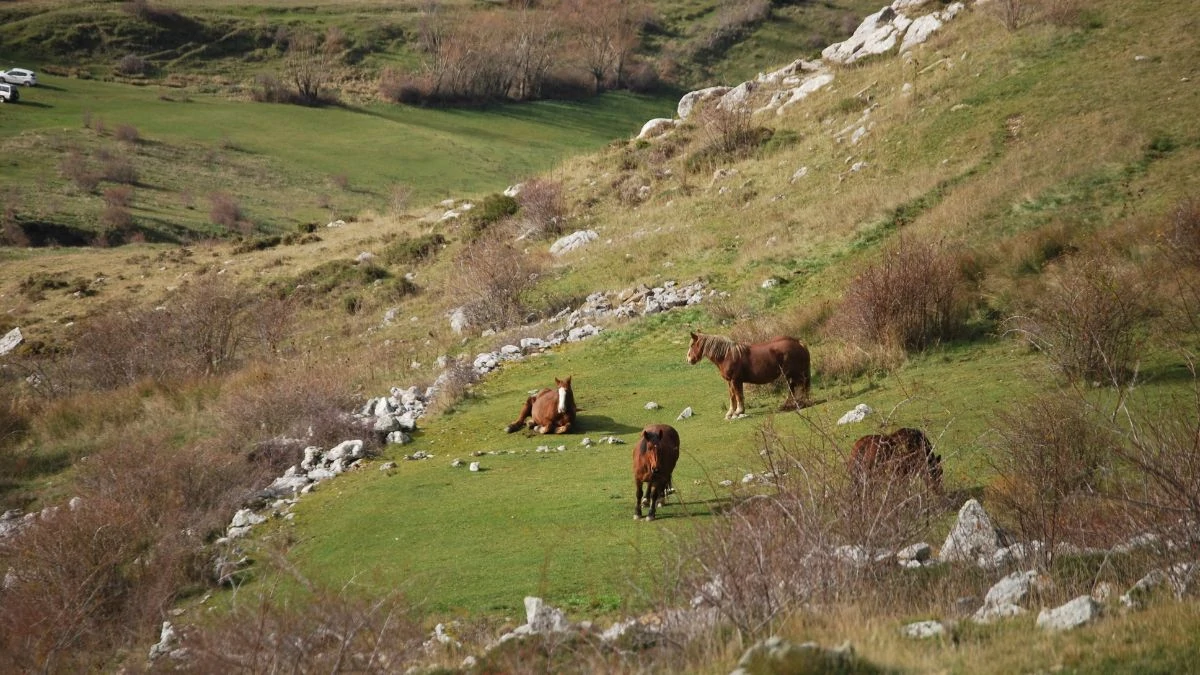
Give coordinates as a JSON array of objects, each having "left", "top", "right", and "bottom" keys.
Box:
[
  {"left": 633, "top": 424, "right": 680, "bottom": 521},
  {"left": 505, "top": 376, "right": 576, "bottom": 434},
  {"left": 849, "top": 427, "right": 943, "bottom": 492},
  {"left": 686, "top": 332, "right": 811, "bottom": 419}
]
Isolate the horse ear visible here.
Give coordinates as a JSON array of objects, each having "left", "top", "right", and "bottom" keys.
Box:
[{"left": 689, "top": 331, "right": 697, "bottom": 340}]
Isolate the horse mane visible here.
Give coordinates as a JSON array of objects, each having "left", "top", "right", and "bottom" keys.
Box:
[{"left": 696, "top": 333, "right": 748, "bottom": 361}]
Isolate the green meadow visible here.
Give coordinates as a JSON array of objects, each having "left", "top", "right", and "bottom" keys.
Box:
[{"left": 0, "top": 75, "right": 673, "bottom": 238}]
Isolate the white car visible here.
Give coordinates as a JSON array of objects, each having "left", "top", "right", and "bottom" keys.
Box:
[
  {"left": 0, "top": 83, "right": 18, "bottom": 103},
  {"left": 1, "top": 68, "right": 37, "bottom": 86}
]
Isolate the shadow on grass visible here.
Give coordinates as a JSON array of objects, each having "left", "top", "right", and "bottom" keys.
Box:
[{"left": 574, "top": 414, "right": 642, "bottom": 436}]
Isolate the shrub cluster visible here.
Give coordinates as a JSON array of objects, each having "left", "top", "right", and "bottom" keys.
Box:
[
  {"left": 829, "top": 236, "right": 971, "bottom": 353},
  {"left": 675, "top": 421, "right": 942, "bottom": 638},
  {"left": 445, "top": 233, "right": 544, "bottom": 332},
  {"left": 1013, "top": 254, "right": 1149, "bottom": 384},
  {"left": 66, "top": 278, "right": 289, "bottom": 390},
  {"left": 516, "top": 178, "right": 565, "bottom": 239}
]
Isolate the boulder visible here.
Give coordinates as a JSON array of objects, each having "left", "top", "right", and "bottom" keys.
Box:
[
  {"left": 897, "top": 542, "right": 932, "bottom": 564},
  {"left": 900, "top": 620, "right": 945, "bottom": 639},
  {"left": 677, "top": 86, "right": 731, "bottom": 119},
  {"left": 836, "top": 403, "right": 872, "bottom": 425},
  {"left": 550, "top": 230, "right": 599, "bottom": 256},
  {"left": 1037, "top": 595, "right": 1101, "bottom": 631},
  {"left": 939, "top": 499, "right": 1006, "bottom": 564},
  {"left": 731, "top": 637, "right": 859, "bottom": 675},
  {"left": 638, "top": 118, "right": 677, "bottom": 140},
  {"left": 973, "top": 570, "right": 1038, "bottom": 623},
  {"left": 524, "top": 596, "right": 571, "bottom": 633},
  {"left": 0, "top": 327, "right": 22, "bottom": 356}
]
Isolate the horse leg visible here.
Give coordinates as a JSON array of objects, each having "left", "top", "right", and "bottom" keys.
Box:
[
  {"left": 505, "top": 396, "right": 536, "bottom": 433},
  {"left": 646, "top": 480, "right": 660, "bottom": 520},
  {"left": 552, "top": 415, "right": 571, "bottom": 434},
  {"left": 733, "top": 381, "right": 745, "bottom": 417},
  {"left": 635, "top": 479, "right": 645, "bottom": 520}
]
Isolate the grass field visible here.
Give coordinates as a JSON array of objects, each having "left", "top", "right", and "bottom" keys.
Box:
[{"left": 0, "top": 75, "right": 674, "bottom": 241}]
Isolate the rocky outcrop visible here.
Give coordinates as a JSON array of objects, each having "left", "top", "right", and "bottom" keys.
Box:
[
  {"left": 939, "top": 499, "right": 1007, "bottom": 564},
  {"left": 1036, "top": 595, "right": 1101, "bottom": 631}
]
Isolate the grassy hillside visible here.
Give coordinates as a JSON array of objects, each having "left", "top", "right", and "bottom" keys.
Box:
[{"left": 1, "top": 0, "right": 1199, "bottom": 672}]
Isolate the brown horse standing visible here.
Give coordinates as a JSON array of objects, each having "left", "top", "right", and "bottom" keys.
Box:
[
  {"left": 505, "top": 376, "right": 577, "bottom": 434},
  {"left": 633, "top": 424, "right": 680, "bottom": 521},
  {"left": 849, "top": 428, "right": 943, "bottom": 492},
  {"left": 686, "top": 332, "right": 811, "bottom": 419}
]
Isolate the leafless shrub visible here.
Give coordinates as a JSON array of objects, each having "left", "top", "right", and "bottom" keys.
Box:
[
  {"left": 378, "top": 68, "right": 428, "bottom": 105},
  {"left": 113, "top": 123, "right": 140, "bottom": 144},
  {"left": 675, "top": 419, "right": 942, "bottom": 638},
  {"left": 1108, "top": 376, "right": 1200, "bottom": 562},
  {"left": 828, "top": 236, "right": 971, "bottom": 353},
  {"left": 1, "top": 186, "right": 28, "bottom": 246},
  {"left": 250, "top": 73, "right": 293, "bottom": 104},
  {"left": 218, "top": 363, "right": 373, "bottom": 474},
  {"left": 687, "top": 103, "right": 771, "bottom": 171},
  {"left": 424, "top": 356, "right": 479, "bottom": 416},
  {"left": 179, "top": 585, "right": 426, "bottom": 673},
  {"left": 69, "top": 278, "right": 268, "bottom": 389},
  {"left": 99, "top": 152, "right": 138, "bottom": 185},
  {"left": 990, "top": 0, "right": 1033, "bottom": 30},
  {"left": 1011, "top": 255, "right": 1151, "bottom": 385},
  {"left": 0, "top": 438, "right": 246, "bottom": 672},
  {"left": 102, "top": 185, "right": 133, "bottom": 209},
  {"left": 516, "top": 178, "right": 565, "bottom": 238},
  {"left": 388, "top": 183, "right": 413, "bottom": 213},
  {"left": 330, "top": 173, "right": 350, "bottom": 191},
  {"left": 986, "top": 394, "right": 1120, "bottom": 561},
  {"left": 99, "top": 204, "right": 134, "bottom": 237},
  {"left": 59, "top": 150, "right": 100, "bottom": 192},
  {"left": 1159, "top": 198, "right": 1200, "bottom": 332},
  {"left": 1039, "top": 0, "right": 1092, "bottom": 27},
  {"left": 208, "top": 191, "right": 244, "bottom": 230},
  {"left": 115, "top": 54, "right": 147, "bottom": 76},
  {"left": 445, "top": 233, "right": 545, "bottom": 332}
]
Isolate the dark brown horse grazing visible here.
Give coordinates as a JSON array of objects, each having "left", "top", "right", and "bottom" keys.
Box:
[
  {"left": 686, "top": 332, "right": 811, "bottom": 419},
  {"left": 634, "top": 424, "right": 680, "bottom": 521},
  {"left": 505, "top": 376, "right": 577, "bottom": 434},
  {"left": 849, "top": 428, "right": 943, "bottom": 492}
]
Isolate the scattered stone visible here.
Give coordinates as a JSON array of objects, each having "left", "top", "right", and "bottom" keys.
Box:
[
  {"left": 525, "top": 596, "right": 571, "bottom": 633},
  {"left": 731, "top": 637, "right": 859, "bottom": 675},
  {"left": 901, "top": 620, "right": 945, "bottom": 639},
  {"left": 549, "top": 230, "right": 599, "bottom": 256},
  {"left": 645, "top": 401, "right": 661, "bottom": 410},
  {"left": 379, "top": 462, "right": 397, "bottom": 471},
  {"left": 897, "top": 542, "right": 932, "bottom": 564},
  {"left": 0, "top": 327, "right": 22, "bottom": 356},
  {"left": 1037, "top": 595, "right": 1101, "bottom": 631},
  {"left": 939, "top": 499, "right": 1006, "bottom": 564},
  {"left": 836, "top": 403, "right": 872, "bottom": 425},
  {"left": 469, "top": 462, "right": 481, "bottom": 472},
  {"left": 677, "top": 406, "right": 693, "bottom": 420},
  {"left": 973, "top": 570, "right": 1038, "bottom": 623}
]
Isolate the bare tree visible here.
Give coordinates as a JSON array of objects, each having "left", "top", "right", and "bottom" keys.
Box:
[
  {"left": 558, "top": 0, "right": 644, "bottom": 94},
  {"left": 285, "top": 31, "right": 331, "bottom": 104}
]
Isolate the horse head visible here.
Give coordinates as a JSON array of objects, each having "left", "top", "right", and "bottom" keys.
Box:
[
  {"left": 686, "top": 332, "right": 702, "bottom": 364},
  {"left": 554, "top": 376, "right": 573, "bottom": 414}
]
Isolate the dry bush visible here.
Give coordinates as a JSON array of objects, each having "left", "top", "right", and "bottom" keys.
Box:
[
  {"left": 218, "top": 363, "right": 374, "bottom": 474},
  {"left": 99, "top": 203, "right": 133, "bottom": 235},
  {"left": 675, "top": 420, "right": 942, "bottom": 638},
  {"left": 516, "top": 177, "right": 565, "bottom": 239},
  {"left": 69, "top": 278, "right": 278, "bottom": 390},
  {"left": 0, "top": 439, "right": 248, "bottom": 672},
  {"left": 815, "top": 341, "right": 906, "bottom": 383},
  {"left": 251, "top": 73, "right": 293, "bottom": 103},
  {"left": 686, "top": 104, "right": 772, "bottom": 172},
  {"left": 1160, "top": 197, "right": 1200, "bottom": 332},
  {"left": 99, "top": 151, "right": 138, "bottom": 184},
  {"left": 424, "top": 356, "right": 480, "bottom": 416},
  {"left": 178, "top": 587, "right": 426, "bottom": 673},
  {"left": 445, "top": 233, "right": 544, "bottom": 332},
  {"left": 208, "top": 191, "right": 244, "bottom": 230},
  {"left": 1038, "top": 0, "right": 1094, "bottom": 27},
  {"left": 379, "top": 68, "right": 428, "bottom": 104},
  {"left": 989, "top": 0, "right": 1033, "bottom": 30},
  {"left": 828, "top": 236, "right": 971, "bottom": 353},
  {"left": 1108, "top": 381, "right": 1200, "bottom": 561},
  {"left": 116, "top": 54, "right": 147, "bottom": 76},
  {"left": 389, "top": 183, "right": 413, "bottom": 213},
  {"left": 1012, "top": 254, "right": 1151, "bottom": 385},
  {"left": 113, "top": 123, "right": 140, "bottom": 144},
  {"left": 986, "top": 394, "right": 1120, "bottom": 561},
  {"left": 59, "top": 150, "right": 99, "bottom": 192}
]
